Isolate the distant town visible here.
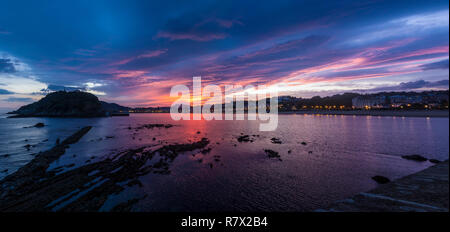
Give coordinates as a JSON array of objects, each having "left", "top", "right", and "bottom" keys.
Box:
[{"left": 278, "top": 90, "right": 449, "bottom": 111}]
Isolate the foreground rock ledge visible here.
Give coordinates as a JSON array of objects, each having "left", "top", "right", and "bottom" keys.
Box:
[
  {"left": 0, "top": 126, "right": 210, "bottom": 212},
  {"left": 318, "top": 160, "right": 449, "bottom": 212}
]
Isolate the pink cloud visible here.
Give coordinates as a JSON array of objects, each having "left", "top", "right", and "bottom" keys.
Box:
[{"left": 112, "top": 49, "right": 168, "bottom": 66}]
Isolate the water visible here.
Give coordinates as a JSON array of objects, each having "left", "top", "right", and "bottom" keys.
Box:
[{"left": 0, "top": 113, "right": 448, "bottom": 211}]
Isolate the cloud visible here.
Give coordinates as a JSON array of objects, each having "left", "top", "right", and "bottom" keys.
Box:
[
  {"left": 0, "top": 88, "right": 14, "bottom": 94},
  {"left": 4, "top": 97, "right": 34, "bottom": 102},
  {"left": 113, "top": 49, "right": 168, "bottom": 65},
  {"left": 368, "top": 79, "right": 449, "bottom": 92},
  {"left": 394, "top": 10, "right": 449, "bottom": 28},
  {"left": 156, "top": 17, "right": 241, "bottom": 41},
  {"left": 397, "top": 79, "right": 449, "bottom": 89},
  {"left": 349, "top": 10, "right": 449, "bottom": 45},
  {"left": 0, "top": 58, "right": 16, "bottom": 73},
  {"left": 228, "top": 35, "right": 330, "bottom": 65},
  {"left": 39, "top": 83, "right": 106, "bottom": 96},
  {"left": 420, "top": 59, "right": 449, "bottom": 70},
  {"left": 41, "top": 84, "right": 86, "bottom": 92},
  {"left": 73, "top": 49, "right": 98, "bottom": 57}
]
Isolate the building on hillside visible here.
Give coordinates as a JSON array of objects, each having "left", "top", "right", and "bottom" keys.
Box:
[{"left": 352, "top": 95, "right": 387, "bottom": 109}]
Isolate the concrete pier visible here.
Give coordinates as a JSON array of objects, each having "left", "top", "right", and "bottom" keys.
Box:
[{"left": 319, "top": 160, "right": 449, "bottom": 212}]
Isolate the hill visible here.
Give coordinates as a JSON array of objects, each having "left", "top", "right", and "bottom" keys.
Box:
[{"left": 8, "top": 91, "right": 128, "bottom": 117}]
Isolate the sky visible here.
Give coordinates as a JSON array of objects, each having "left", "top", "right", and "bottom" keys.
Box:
[{"left": 0, "top": 0, "right": 449, "bottom": 108}]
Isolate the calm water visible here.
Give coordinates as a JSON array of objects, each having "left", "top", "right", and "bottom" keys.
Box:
[{"left": 0, "top": 112, "right": 448, "bottom": 211}]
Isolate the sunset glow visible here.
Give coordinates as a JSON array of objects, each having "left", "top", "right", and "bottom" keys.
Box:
[{"left": 0, "top": 0, "right": 448, "bottom": 108}]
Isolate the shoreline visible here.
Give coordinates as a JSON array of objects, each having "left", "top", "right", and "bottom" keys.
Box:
[{"left": 279, "top": 110, "right": 449, "bottom": 118}]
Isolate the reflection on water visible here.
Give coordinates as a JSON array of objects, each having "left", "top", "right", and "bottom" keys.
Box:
[{"left": 0, "top": 113, "right": 448, "bottom": 211}]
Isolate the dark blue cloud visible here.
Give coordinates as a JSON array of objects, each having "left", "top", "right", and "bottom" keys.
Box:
[
  {"left": 421, "top": 59, "right": 449, "bottom": 70},
  {"left": 368, "top": 79, "right": 449, "bottom": 92},
  {"left": 0, "top": 59, "right": 16, "bottom": 73},
  {"left": 398, "top": 80, "right": 449, "bottom": 89},
  {"left": 4, "top": 97, "right": 34, "bottom": 102},
  {"left": 0, "top": 89, "right": 14, "bottom": 94}
]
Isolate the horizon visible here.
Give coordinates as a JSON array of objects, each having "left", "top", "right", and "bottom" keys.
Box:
[
  {"left": 3, "top": 88, "right": 448, "bottom": 110},
  {"left": 1, "top": 0, "right": 449, "bottom": 109}
]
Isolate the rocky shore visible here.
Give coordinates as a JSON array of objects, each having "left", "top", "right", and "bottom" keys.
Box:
[
  {"left": 0, "top": 126, "right": 210, "bottom": 212},
  {"left": 318, "top": 160, "right": 449, "bottom": 212}
]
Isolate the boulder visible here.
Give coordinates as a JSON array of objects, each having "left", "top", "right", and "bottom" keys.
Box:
[
  {"left": 264, "top": 149, "right": 280, "bottom": 158},
  {"left": 372, "top": 175, "right": 390, "bottom": 184},
  {"left": 429, "top": 159, "right": 441, "bottom": 164},
  {"left": 34, "top": 123, "right": 45, "bottom": 128},
  {"left": 401, "top": 155, "right": 428, "bottom": 162}
]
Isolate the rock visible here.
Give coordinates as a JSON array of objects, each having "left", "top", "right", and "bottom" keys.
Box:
[
  {"left": 372, "top": 175, "right": 391, "bottom": 184},
  {"left": 270, "top": 138, "right": 282, "bottom": 144},
  {"left": 401, "top": 155, "right": 428, "bottom": 162},
  {"left": 237, "top": 135, "right": 252, "bottom": 142},
  {"left": 264, "top": 149, "right": 280, "bottom": 158},
  {"left": 288, "top": 150, "right": 292, "bottom": 154},
  {"left": 1, "top": 169, "right": 8, "bottom": 173},
  {"left": 201, "top": 147, "right": 212, "bottom": 154},
  {"left": 0, "top": 154, "right": 10, "bottom": 158},
  {"left": 126, "top": 179, "right": 143, "bottom": 187},
  {"left": 34, "top": 123, "right": 45, "bottom": 128},
  {"left": 135, "top": 124, "right": 174, "bottom": 130},
  {"left": 197, "top": 131, "right": 201, "bottom": 134},
  {"left": 301, "top": 142, "right": 307, "bottom": 146},
  {"left": 429, "top": 159, "right": 441, "bottom": 164},
  {"left": 308, "top": 151, "right": 313, "bottom": 154}
]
